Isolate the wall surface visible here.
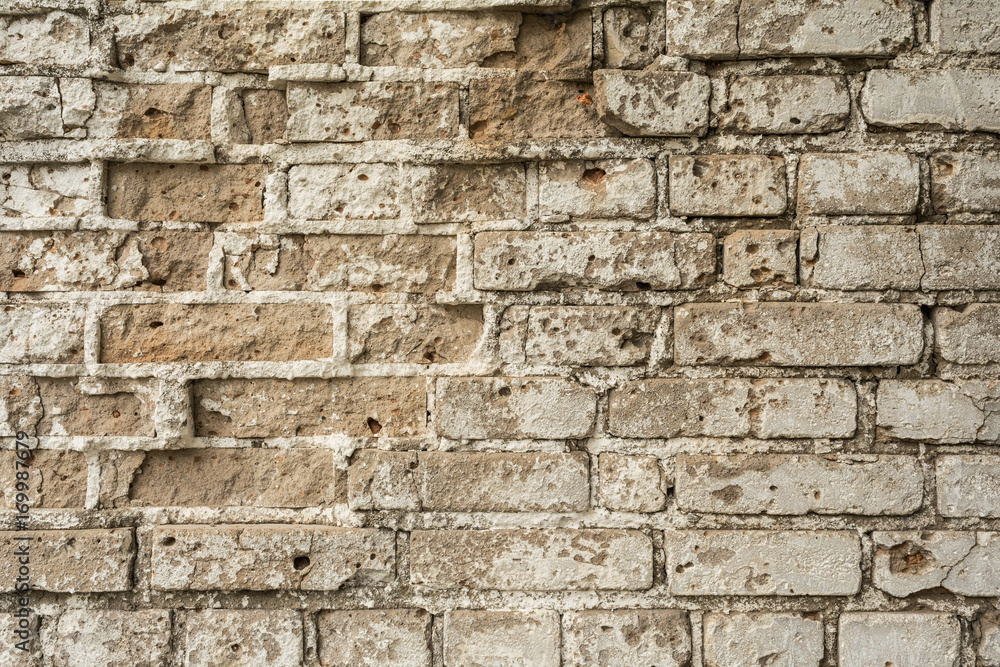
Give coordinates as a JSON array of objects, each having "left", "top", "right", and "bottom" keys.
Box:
[{"left": 1, "top": 0, "right": 999, "bottom": 664}]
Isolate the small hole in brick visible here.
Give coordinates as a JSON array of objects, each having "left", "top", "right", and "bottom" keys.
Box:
[
  {"left": 790, "top": 117, "right": 801, "bottom": 125},
  {"left": 498, "top": 387, "right": 512, "bottom": 397},
  {"left": 635, "top": 282, "right": 651, "bottom": 290},
  {"left": 293, "top": 556, "right": 310, "bottom": 570},
  {"left": 149, "top": 321, "right": 164, "bottom": 328},
  {"left": 112, "top": 410, "right": 121, "bottom": 418},
  {"left": 161, "top": 536, "right": 176, "bottom": 547},
  {"left": 367, "top": 418, "right": 382, "bottom": 435},
  {"left": 358, "top": 174, "right": 369, "bottom": 181},
  {"left": 230, "top": 644, "right": 241, "bottom": 653},
  {"left": 11, "top": 270, "right": 24, "bottom": 278}
]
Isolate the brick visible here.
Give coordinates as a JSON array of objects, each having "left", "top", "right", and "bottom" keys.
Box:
[
  {"left": 469, "top": 77, "right": 613, "bottom": 141},
  {"left": 36, "top": 377, "right": 155, "bottom": 437},
  {"left": 53, "top": 610, "right": 171, "bottom": 667},
  {"left": 348, "top": 304, "right": 483, "bottom": 364},
  {"left": 0, "top": 450, "right": 87, "bottom": 509},
  {"left": 935, "top": 304, "right": 1000, "bottom": 364},
  {"left": 123, "top": 449, "right": 334, "bottom": 508},
  {"left": 0, "top": 529, "right": 133, "bottom": 592},
  {"left": 100, "top": 303, "right": 333, "bottom": 362},
  {"left": 665, "top": 0, "right": 740, "bottom": 58},
  {"left": 676, "top": 455, "right": 923, "bottom": 516},
  {"left": 520, "top": 305, "right": 661, "bottom": 366},
  {"left": 564, "top": 610, "right": 691, "bottom": 667},
  {"left": 435, "top": 377, "right": 596, "bottom": 439},
  {"left": 979, "top": 613, "right": 1000, "bottom": 667},
  {"left": 598, "top": 453, "right": 665, "bottom": 512},
  {"left": 604, "top": 5, "right": 665, "bottom": 68},
  {"left": 318, "top": 609, "right": 431, "bottom": 667},
  {"left": 360, "top": 11, "right": 519, "bottom": 67},
  {"left": 800, "top": 226, "right": 922, "bottom": 290},
  {"left": 0, "top": 77, "right": 64, "bottom": 140},
  {"left": 0, "top": 12, "right": 92, "bottom": 67},
  {"left": 937, "top": 455, "right": 1000, "bottom": 518},
  {"left": 739, "top": 0, "right": 913, "bottom": 57},
  {"left": 667, "top": 530, "right": 861, "bottom": 596},
  {"left": 225, "top": 233, "right": 455, "bottom": 294},
  {"left": 921, "top": 225, "right": 1000, "bottom": 289},
  {"left": 609, "top": 378, "right": 857, "bottom": 438},
  {"left": 0, "top": 163, "right": 91, "bottom": 217},
  {"left": 594, "top": 70, "right": 711, "bottom": 137},
  {"left": 288, "top": 163, "right": 399, "bottom": 220},
  {"left": 182, "top": 609, "right": 302, "bottom": 667},
  {"left": 0, "top": 304, "right": 85, "bottom": 364},
  {"left": 411, "top": 163, "right": 526, "bottom": 223},
  {"left": 931, "top": 0, "right": 1000, "bottom": 53},
  {"left": 445, "top": 610, "right": 560, "bottom": 667},
  {"left": 286, "top": 82, "right": 460, "bottom": 142},
  {"left": 114, "top": 9, "right": 345, "bottom": 72},
  {"left": 0, "top": 231, "right": 212, "bottom": 292},
  {"left": 675, "top": 302, "right": 923, "bottom": 366},
  {"left": 703, "top": 613, "right": 824, "bottom": 667},
  {"left": 348, "top": 450, "right": 589, "bottom": 512},
  {"left": 152, "top": 524, "right": 394, "bottom": 591},
  {"left": 861, "top": 69, "right": 1000, "bottom": 132},
  {"left": 669, "top": 155, "right": 786, "bottom": 217},
  {"left": 59, "top": 78, "right": 94, "bottom": 131},
  {"left": 872, "top": 530, "right": 996, "bottom": 597},
  {"left": 193, "top": 377, "right": 427, "bottom": 438},
  {"left": 241, "top": 89, "right": 287, "bottom": 144},
  {"left": 481, "top": 11, "right": 592, "bottom": 71},
  {"left": 932, "top": 153, "right": 1000, "bottom": 213},
  {"left": 797, "top": 152, "right": 920, "bottom": 215},
  {"left": 87, "top": 83, "right": 211, "bottom": 140},
  {"left": 721, "top": 75, "right": 850, "bottom": 134},
  {"left": 0, "top": 376, "right": 41, "bottom": 436},
  {"left": 723, "top": 229, "right": 798, "bottom": 287},
  {"left": 474, "top": 231, "right": 715, "bottom": 291},
  {"left": 539, "top": 159, "right": 656, "bottom": 219},
  {"left": 877, "top": 379, "right": 1000, "bottom": 443},
  {"left": 412, "top": 528, "right": 652, "bottom": 590},
  {"left": 107, "top": 163, "right": 266, "bottom": 224},
  {"left": 838, "top": 613, "right": 961, "bottom": 667}
]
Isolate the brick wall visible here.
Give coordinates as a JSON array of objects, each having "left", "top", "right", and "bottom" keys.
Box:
[{"left": 1, "top": 0, "right": 999, "bottom": 664}]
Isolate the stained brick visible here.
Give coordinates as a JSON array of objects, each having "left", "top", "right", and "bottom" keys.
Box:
[
  {"left": 319, "top": 609, "right": 432, "bottom": 667},
  {"left": 669, "top": 155, "right": 786, "bottom": 217},
  {"left": 797, "top": 153, "right": 920, "bottom": 215},
  {"left": 0, "top": 529, "right": 134, "bottom": 592},
  {"left": 862, "top": 70, "right": 1000, "bottom": 132}
]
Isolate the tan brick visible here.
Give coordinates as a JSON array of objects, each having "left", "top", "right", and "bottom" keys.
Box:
[
  {"left": 348, "top": 304, "right": 483, "bottom": 364},
  {"left": 87, "top": 83, "right": 211, "bottom": 140},
  {"left": 36, "top": 378, "right": 155, "bottom": 437},
  {"left": 114, "top": 8, "right": 345, "bottom": 72},
  {"left": 665, "top": 0, "right": 740, "bottom": 58},
  {"left": 0, "top": 450, "right": 87, "bottom": 509},
  {"left": 0, "top": 529, "right": 133, "bottom": 592},
  {"left": 932, "top": 153, "right": 1000, "bottom": 213},
  {"left": 564, "top": 610, "right": 691, "bottom": 667},
  {"left": 931, "top": 0, "right": 1000, "bottom": 53},
  {"left": 935, "top": 303, "right": 1000, "bottom": 364},
  {"left": 474, "top": 231, "right": 715, "bottom": 291},
  {"left": 318, "top": 609, "right": 432, "bottom": 667},
  {"left": 53, "top": 610, "right": 171, "bottom": 667},
  {"left": 539, "top": 159, "right": 656, "bottom": 219},
  {"left": 193, "top": 377, "right": 427, "bottom": 438},
  {"left": 107, "top": 163, "right": 266, "bottom": 224},
  {"left": 225, "top": 233, "right": 456, "bottom": 293},
  {"left": 360, "top": 11, "right": 520, "bottom": 67},
  {"left": 604, "top": 5, "right": 665, "bottom": 68},
  {"left": 182, "top": 609, "right": 302, "bottom": 667},
  {"left": 241, "top": 89, "right": 288, "bottom": 144},
  {"left": 287, "top": 82, "right": 460, "bottom": 142},
  {"left": 288, "top": 163, "right": 399, "bottom": 220},
  {"left": 675, "top": 303, "right": 923, "bottom": 366},
  {"left": 797, "top": 153, "right": 920, "bottom": 215},
  {"left": 877, "top": 379, "right": 1000, "bottom": 443},
  {"left": 862, "top": 70, "right": 1000, "bottom": 132},
  {"left": 482, "top": 11, "right": 593, "bottom": 71},
  {"left": 937, "top": 455, "right": 1000, "bottom": 518},
  {"left": 0, "top": 12, "right": 93, "bottom": 68},
  {"left": 704, "top": 613, "right": 824, "bottom": 667},
  {"left": 100, "top": 303, "right": 333, "bottom": 363},
  {"left": 921, "top": 226, "right": 1000, "bottom": 290},
  {"left": 436, "top": 377, "right": 596, "bottom": 439},
  {"left": 721, "top": 75, "right": 850, "bottom": 134},
  {"left": 411, "top": 528, "right": 652, "bottom": 590},
  {"left": 800, "top": 226, "right": 922, "bottom": 290},
  {"left": 411, "top": 163, "right": 526, "bottom": 223},
  {"left": 0, "top": 77, "right": 65, "bottom": 140},
  {"left": 598, "top": 453, "right": 665, "bottom": 512},
  {"left": 839, "top": 613, "right": 961, "bottom": 667},
  {"left": 669, "top": 155, "right": 786, "bottom": 217},
  {"left": 151, "top": 524, "right": 394, "bottom": 591},
  {"left": 723, "top": 229, "right": 798, "bottom": 287},
  {"left": 521, "top": 305, "right": 661, "bottom": 366},
  {"left": 594, "top": 70, "right": 711, "bottom": 137},
  {"left": 445, "top": 610, "right": 560, "bottom": 667},
  {"left": 0, "top": 231, "right": 212, "bottom": 292},
  {"left": 0, "top": 164, "right": 91, "bottom": 218}
]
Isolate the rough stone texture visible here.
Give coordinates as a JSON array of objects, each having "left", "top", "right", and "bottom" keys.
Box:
[
  {"left": 288, "top": 163, "right": 399, "bottom": 220},
  {"left": 667, "top": 530, "right": 862, "bottom": 596},
  {"left": 594, "top": 70, "right": 711, "bottom": 137},
  {"left": 937, "top": 455, "right": 1000, "bottom": 518},
  {"left": 411, "top": 163, "right": 526, "bottom": 223},
  {"left": 36, "top": 377, "right": 155, "bottom": 437},
  {"left": 669, "top": 155, "right": 786, "bottom": 216},
  {"left": 872, "top": 531, "right": 998, "bottom": 597},
  {"left": 474, "top": 231, "right": 715, "bottom": 291},
  {"left": 838, "top": 613, "right": 961, "bottom": 667},
  {"left": 182, "top": 610, "right": 302, "bottom": 667},
  {"left": 604, "top": 6, "right": 665, "bottom": 68},
  {"left": 539, "top": 159, "right": 656, "bottom": 219},
  {"left": 721, "top": 75, "right": 850, "bottom": 134},
  {"left": 932, "top": 153, "right": 1000, "bottom": 213},
  {"left": 921, "top": 226, "right": 1000, "bottom": 290},
  {"left": 318, "top": 609, "right": 432, "bottom": 667},
  {"left": 675, "top": 303, "right": 924, "bottom": 366},
  {"left": 0, "top": 77, "right": 65, "bottom": 140},
  {"left": 665, "top": 0, "right": 740, "bottom": 58},
  {"left": 598, "top": 453, "right": 666, "bottom": 512},
  {"left": 800, "top": 226, "right": 922, "bottom": 290},
  {"left": 703, "top": 613, "right": 824, "bottom": 667},
  {"left": 935, "top": 303, "right": 1000, "bottom": 364},
  {"left": 348, "top": 304, "right": 483, "bottom": 364},
  {"left": 151, "top": 525, "right": 394, "bottom": 591},
  {"left": 676, "top": 455, "right": 924, "bottom": 516},
  {"left": 444, "top": 610, "right": 560, "bottom": 667},
  {"left": 862, "top": 69, "right": 1000, "bottom": 132},
  {"left": 877, "top": 380, "right": 1000, "bottom": 443},
  {"left": 53, "top": 610, "right": 171, "bottom": 667},
  {"left": 87, "top": 83, "right": 211, "bottom": 140},
  {"left": 979, "top": 612, "right": 1000, "bottom": 667},
  {"left": 0, "top": 304, "right": 85, "bottom": 364},
  {"left": 360, "top": 11, "right": 520, "bottom": 67},
  {"left": 0, "top": 12, "right": 93, "bottom": 67},
  {"left": 564, "top": 609, "right": 691, "bottom": 667},
  {"left": 518, "top": 305, "right": 661, "bottom": 366},
  {"left": 931, "top": 0, "right": 1000, "bottom": 53},
  {"left": 0, "top": 164, "right": 91, "bottom": 217},
  {"left": 411, "top": 529, "right": 653, "bottom": 590},
  {"left": 481, "top": 12, "right": 593, "bottom": 71},
  {"left": 797, "top": 152, "right": 920, "bottom": 215},
  {"left": 0, "top": 529, "right": 133, "bottom": 593},
  {"left": 0, "top": 450, "right": 87, "bottom": 509},
  {"left": 241, "top": 89, "right": 288, "bottom": 144},
  {"left": 723, "top": 230, "right": 798, "bottom": 287}
]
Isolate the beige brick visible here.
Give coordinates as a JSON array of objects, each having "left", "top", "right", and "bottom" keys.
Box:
[
  {"left": 53, "top": 610, "right": 171, "bottom": 667},
  {"left": 722, "top": 75, "right": 849, "bottom": 134},
  {"left": 349, "top": 304, "right": 483, "bottom": 364},
  {"left": 445, "top": 610, "right": 560, "bottom": 667},
  {"left": 669, "top": 155, "right": 786, "bottom": 217},
  {"left": 107, "top": 163, "right": 266, "bottom": 224},
  {"left": 0, "top": 77, "right": 64, "bottom": 140},
  {"left": 980, "top": 612, "right": 1000, "bottom": 667},
  {"left": 932, "top": 153, "right": 1000, "bottom": 213},
  {"left": 675, "top": 302, "right": 923, "bottom": 366},
  {"left": 360, "top": 11, "right": 520, "bottom": 67},
  {"left": 598, "top": 453, "right": 665, "bottom": 512},
  {"left": 87, "top": 83, "right": 211, "bottom": 140},
  {"left": 0, "top": 304, "right": 85, "bottom": 364},
  {"left": 474, "top": 231, "right": 715, "bottom": 291},
  {"left": 797, "top": 153, "right": 920, "bottom": 215},
  {"left": 288, "top": 163, "right": 398, "bottom": 220},
  {"left": 0, "top": 529, "right": 133, "bottom": 592},
  {"left": 931, "top": 0, "right": 1000, "bottom": 53},
  {"left": 0, "top": 164, "right": 91, "bottom": 218},
  {"left": 287, "top": 82, "right": 460, "bottom": 142},
  {"left": 564, "top": 610, "right": 691, "bottom": 667},
  {"left": 182, "top": 609, "right": 302, "bottom": 667},
  {"left": 594, "top": 70, "right": 711, "bottom": 137},
  {"left": 0, "top": 12, "right": 93, "bottom": 67},
  {"left": 800, "top": 226, "right": 922, "bottom": 290},
  {"left": 520, "top": 305, "right": 661, "bottom": 366},
  {"left": 862, "top": 70, "right": 1000, "bottom": 132},
  {"left": 667, "top": 530, "right": 861, "bottom": 596},
  {"left": 676, "top": 454, "right": 923, "bottom": 516},
  {"left": 318, "top": 609, "right": 432, "bottom": 667},
  {"left": 114, "top": 9, "right": 345, "bottom": 72},
  {"left": 411, "top": 163, "right": 526, "bottom": 223},
  {"left": 411, "top": 528, "right": 653, "bottom": 590},
  {"left": 935, "top": 303, "right": 1000, "bottom": 364},
  {"left": 100, "top": 303, "right": 333, "bottom": 362},
  {"left": 193, "top": 377, "right": 427, "bottom": 438},
  {"left": 704, "top": 613, "right": 824, "bottom": 667},
  {"left": 435, "top": 377, "right": 596, "bottom": 439},
  {"left": 872, "top": 530, "right": 1000, "bottom": 597},
  {"left": 839, "top": 613, "right": 961, "bottom": 667},
  {"left": 241, "top": 89, "right": 287, "bottom": 144},
  {"left": 539, "top": 159, "right": 656, "bottom": 219},
  {"left": 36, "top": 378, "right": 155, "bottom": 437},
  {"left": 0, "top": 613, "right": 38, "bottom": 666},
  {"left": 604, "top": 6, "right": 665, "bottom": 68},
  {"left": 481, "top": 12, "right": 593, "bottom": 71},
  {"left": 0, "top": 450, "right": 87, "bottom": 509},
  {"left": 937, "top": 455, "right": 1000, "bottom": 518},
  {"left": 921, "top": 225, "right": 1000, "bottom": 289},
  {"left": 665, "top": 0, "right": 740, "bottom": 58},
  {"left": 723, "top": 230, "right": 798, "bottom": 287},
  {"left": 877, "top": 379, "right": 1000, "bottom": 443},
  {"left": 152, "top": 524, "right": 394, "bottom": 591}
]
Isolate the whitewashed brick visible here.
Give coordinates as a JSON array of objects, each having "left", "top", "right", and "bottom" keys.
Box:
[
  {"left": 704, "top": 613, "right": 824, "bottom": 667},
  {"left": 877, "top": 380, "right": 1000, "bottom": 443},
  {"left": 669, "top": 155, "right": 786, "bottom": 217},
  {"left": 539, "top": 159, "right": 656, "bottom": 219},
  {"left": 838, "top": 613, "right": 961, "bottom": 667},
  {"left": 318, "top": 609, "right": 431, "bottom": 667},
  {"left": 862, "top": 70, "right": 1000, "bottom": 132},
  {"left": 937, "top": 455, "right": 1000, "bottom": 518},
  {"left": 797, "top": 153, "right": 920, "bottom": 215},
  {"left": 722, "top": 75, "right": 849, "bottom": 134},
  {"left": 445, "top": 610, "right": 559, "bottom": 667},
  {"left": 564, "top": 610, "right": 691, "bottom": 667}
]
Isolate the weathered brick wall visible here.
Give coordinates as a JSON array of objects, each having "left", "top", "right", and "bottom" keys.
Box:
[{"left": 1, "top": 0, "right": 999, "bottom": 663}]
